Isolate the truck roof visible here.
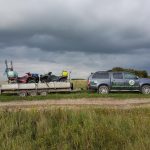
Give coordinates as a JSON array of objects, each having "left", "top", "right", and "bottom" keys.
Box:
[{"left": 94, "top": 71, "right": 135, "bottom": 74}]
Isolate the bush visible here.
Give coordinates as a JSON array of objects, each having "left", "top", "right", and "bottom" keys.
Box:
[{"left": 111, "top": 67, "right": 148, "bottom": 78}]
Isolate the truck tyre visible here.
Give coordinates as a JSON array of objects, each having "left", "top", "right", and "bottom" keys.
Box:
[
  {"left": 141, "top": 85, "right": 150, "bottom": 94},
  {"left": 98, "top": 85, "right": 109, "bottom": 94},
  {"left": 18, "top": 91, "right": 27, "bottom": 97}
]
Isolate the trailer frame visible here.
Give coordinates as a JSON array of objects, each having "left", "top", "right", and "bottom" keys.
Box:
[{"left": 0, "top": 82, "right": 73, "bottom": 97}]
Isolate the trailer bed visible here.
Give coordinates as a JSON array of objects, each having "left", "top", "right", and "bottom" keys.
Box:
[{"left": 0, "top": 82, "right": 73, "bottom": 96}]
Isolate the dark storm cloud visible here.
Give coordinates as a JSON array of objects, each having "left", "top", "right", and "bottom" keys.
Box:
[
  {"left": 0, "top": 27, "right": 150, "bottom": 54},
  {"left": 0, "top": 0, "right": 150, "bottom": 54}
]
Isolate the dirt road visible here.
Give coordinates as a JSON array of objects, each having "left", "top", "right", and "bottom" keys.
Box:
[{"left": 0, "top": 98, "right": 150, "bottom": 110}]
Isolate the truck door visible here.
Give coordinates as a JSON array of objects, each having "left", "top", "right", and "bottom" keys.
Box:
[
  {"left": 111, "top": 72, "right": 125, "bottom": 90},
  {"left": 124, "top": 72, "right": 140, "bottom": 90}
]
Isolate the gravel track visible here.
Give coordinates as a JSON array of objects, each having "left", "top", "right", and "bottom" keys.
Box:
[{"left": 0, "top": 98, "right": 150, "bottom": 111}]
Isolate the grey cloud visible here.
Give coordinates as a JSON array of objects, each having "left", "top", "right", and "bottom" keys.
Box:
[
  {"left": 1, "top": 47, "right": 150, "bottom": 80},
  {"left": 0, "top": 0, "right": 150, "bottom": 54},
  {"left": 0, "top": 0, "right": 150, "bottom": 79}
]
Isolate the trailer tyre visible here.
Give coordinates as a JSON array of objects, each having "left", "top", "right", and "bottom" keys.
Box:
[
  {"left": 40, "top": 91, "right": 47, "bottom": 96},
  {"left": 98, "top": 85, "right": 109, "bottom": 94},
  {"left": 29, "top": 91, "right": 37, "bottom": 96},
  {"left": 18, "top": 91, "right": 27, "bottom": 97}
]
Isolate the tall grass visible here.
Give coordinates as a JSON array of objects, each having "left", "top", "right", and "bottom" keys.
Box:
[
  {"left": 0, "top": 108, "right": 150, "bottom": 150},
  {"left": 71, "top": 79, "right": 87, "bottom": 90}
]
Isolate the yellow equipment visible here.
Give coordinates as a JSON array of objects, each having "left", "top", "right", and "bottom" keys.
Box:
[{"left": 62, "top": 70, "right": 69, "bottom": 77}]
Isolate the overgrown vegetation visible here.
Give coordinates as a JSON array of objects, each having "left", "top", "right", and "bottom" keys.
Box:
[
  {"left": 0, "top": 108, "right": 149, "bottom": 150},
  {"left": 71, "top": 79, "right": 87, "bottom": 90}
]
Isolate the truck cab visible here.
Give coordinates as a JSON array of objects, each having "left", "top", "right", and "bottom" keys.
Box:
[
  {"left": 110, "top": 72, "right": 139, "bottom": 91},
  {"left": 88, "top": 71, "right": 150, "bottom": 94}
]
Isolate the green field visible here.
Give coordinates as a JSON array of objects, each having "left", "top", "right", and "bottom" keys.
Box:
[
  {"left": 0, "top": 108, "right": 150, "bottom": 150},
  {"left": 71, "top": 79, "right": 87, "bottom": 90}
]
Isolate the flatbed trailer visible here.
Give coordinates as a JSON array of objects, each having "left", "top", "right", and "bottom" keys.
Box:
[{"left": 0, "top": 82, "right": 73, "bottom": 97}]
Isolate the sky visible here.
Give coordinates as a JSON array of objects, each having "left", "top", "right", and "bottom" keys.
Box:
[{"left": 0, "top": 0, "right": 150, "bottom": 80}]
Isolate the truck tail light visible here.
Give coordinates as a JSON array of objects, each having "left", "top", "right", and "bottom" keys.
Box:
[{"left": 87, "top": 80, "right": 90, "bottom": 86}]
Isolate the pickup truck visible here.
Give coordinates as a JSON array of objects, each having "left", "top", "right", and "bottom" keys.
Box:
[{"left": 88, "top": 71, "right": 150, "bottom": 94}]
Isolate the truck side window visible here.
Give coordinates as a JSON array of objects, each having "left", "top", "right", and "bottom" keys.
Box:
[
  {"left": 124, "top": 73, "right": 137, "bottom": 79},
  {"left": 92, "top": 72, "right": 109, "bottom": 79},
  {"left": 113, "top": 73, "right": 123, "bottom": 79}
]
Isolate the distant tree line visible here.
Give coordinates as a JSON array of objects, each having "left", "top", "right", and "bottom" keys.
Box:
[{"left": 110, "top": 67, "right": 148, "bottom": 78}]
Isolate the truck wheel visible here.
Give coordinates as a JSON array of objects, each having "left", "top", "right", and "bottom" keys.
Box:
[
  {"left": 18, "top": 91, "right": 27, "bottom": 97},
  {"left": 141, "top": 85, "right": 150, "bottom": 94},
  {"left": 29, "top": 91, "right": 37, "bottom": 96},
  {"left": 40, "top": 91, "right": 47, "bottom": 96},
  {"left": 98, "top": 85, "right": 109, "bottom": 94}
]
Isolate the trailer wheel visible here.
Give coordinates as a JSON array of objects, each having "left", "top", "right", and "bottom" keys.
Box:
[
  {"left": 18, "top": 91, "right": 27, "bottom": 97},
  {"left": 40, "top": 91, "right": 47, "bottom": 96},
  {"left": 28, "top": 91, "right": 37, "bottom": 96}
]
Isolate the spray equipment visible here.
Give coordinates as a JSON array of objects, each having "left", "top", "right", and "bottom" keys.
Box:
[
  {"left": 5, "top": 60, "right": 13, "bottom": 72},
  {"left": 10, "top": 60, "right": 13, "bottom": 71},
  {"left": 5, "top": 60, "right": 18, "bottom": 79}
]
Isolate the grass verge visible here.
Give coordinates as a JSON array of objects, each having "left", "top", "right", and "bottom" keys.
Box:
[
  {"left": 1, "top": 91, "right": 150, "bottom": 102},
  {"left": 0, "top": 108, "right": 150, "bottom": 150}
]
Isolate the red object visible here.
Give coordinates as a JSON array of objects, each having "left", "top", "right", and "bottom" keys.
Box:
[
  {"left": 17, "top": 73, "right": 32, "bottom": 83},
  {"left": 87, "top": 79, "right": 90, "bottom": 87},
  {"left": 8, "top": 72, "right": 36, "bottom": 83}
]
